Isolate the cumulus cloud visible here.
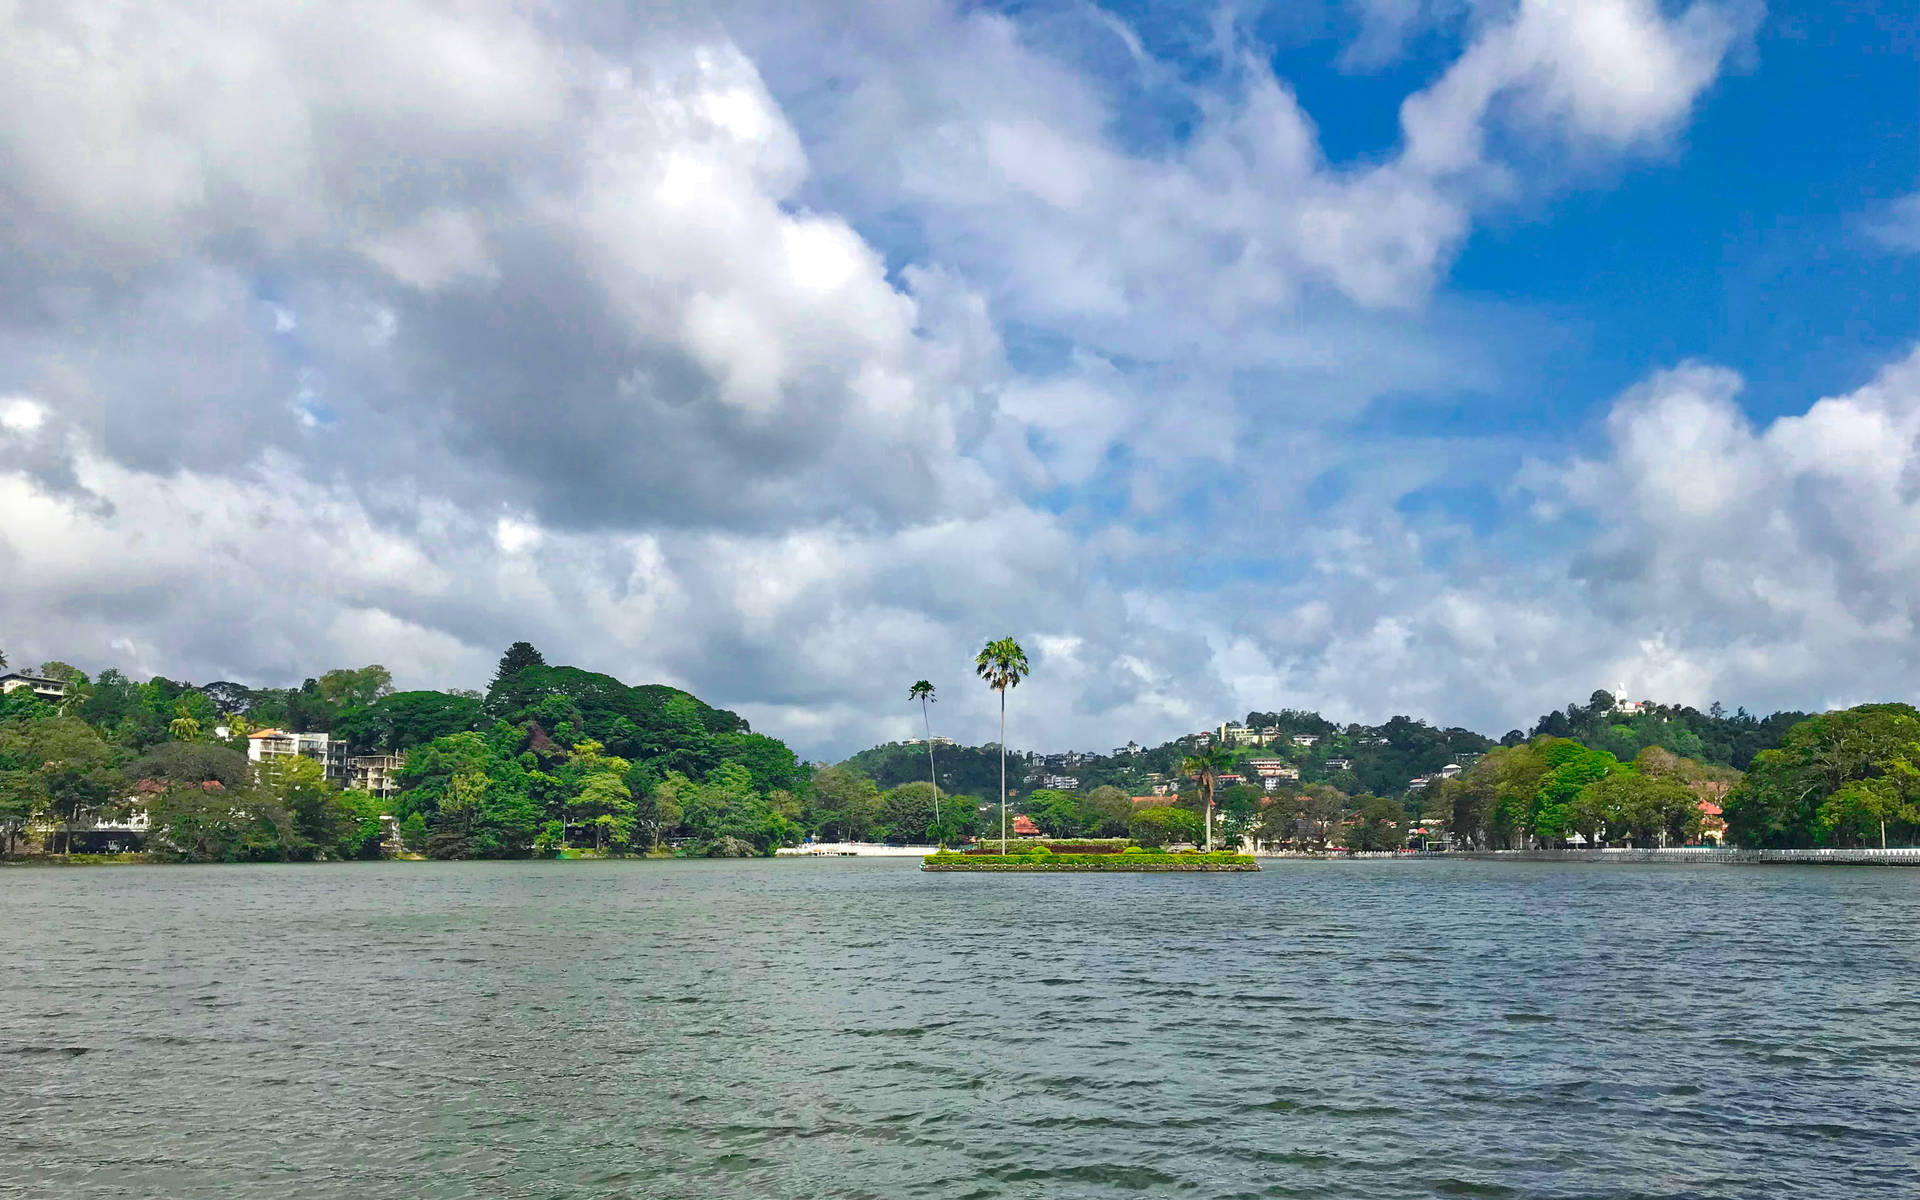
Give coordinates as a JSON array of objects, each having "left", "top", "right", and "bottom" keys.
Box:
[{"left": 2, "top": 0, "right": 1859, "bottom": 760}]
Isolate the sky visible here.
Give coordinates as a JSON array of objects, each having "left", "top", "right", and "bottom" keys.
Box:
[{"left": 1, "top": 0, "right": 1917, "bottom": 760}]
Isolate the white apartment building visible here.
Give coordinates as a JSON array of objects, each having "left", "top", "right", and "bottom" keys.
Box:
[{"left": 248, "top": 729, "right": 349, "bottom": 787}]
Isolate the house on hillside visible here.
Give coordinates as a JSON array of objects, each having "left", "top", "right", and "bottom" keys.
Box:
[
  {"left": 0, "top": 673, "right": 69, "bottom": 703},
  {"left": 1325, "top": 758, "right": 1353, "bottom": 771},
  {"left": 247, "top": 729, "right": 349, "bottom": 788},
  {"left": 1248, "top": 759, "right": 1300, "bottom": 782},
  {"left": 1290, "top": 733, "right": 1320, "bottom": 747}
]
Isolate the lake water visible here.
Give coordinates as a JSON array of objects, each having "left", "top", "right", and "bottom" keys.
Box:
[{"left": 2, "top": 858, "right": 1917, "bottom": 1198}]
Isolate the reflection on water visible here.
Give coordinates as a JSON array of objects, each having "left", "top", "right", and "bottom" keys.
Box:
[{"left": 3, "top": 858, "right": 1917, "bottom": 1198}]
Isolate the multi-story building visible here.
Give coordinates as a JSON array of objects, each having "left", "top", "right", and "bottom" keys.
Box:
[
  {"left": 1217, "top": 722, "right": 1274, "bottom": 748},
  {"left": 1325, "top": 757, "right": 1353, "bottom": 771},
  {"left": 348, "top": 754, "right": 405, "bottom": 798},
  {"left": 905, "top": 735, "right": 956, "bottom": 747},
  {"left": 1040, "top": 773, "right": 1080, "bottom": 791},
  {"left": 0, "top": 673, "right": 69, "bottom": 703},
  {"left": 1290, "top": 733, "right": 1320, "bottom": 747},
  {"left": 247, "top": 729, "right": 349, "bottom": 788}
]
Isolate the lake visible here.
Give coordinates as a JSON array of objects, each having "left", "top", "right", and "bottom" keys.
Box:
[{"left": 2, "top": 858, "right": 1917, "bottom": 1198}]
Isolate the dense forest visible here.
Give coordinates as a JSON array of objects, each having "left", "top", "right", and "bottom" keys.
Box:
[{"left": 0, "top": 643, "right": 824, "bottom": 860}]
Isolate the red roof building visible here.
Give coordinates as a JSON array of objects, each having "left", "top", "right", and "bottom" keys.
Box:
[{"left": 1010, "top": 814, "right": 1041, "bottom": 836}]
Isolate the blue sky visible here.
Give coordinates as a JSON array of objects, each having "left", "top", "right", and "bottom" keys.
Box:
[{"left": 1, "top": 0, "right": 1918, "bottom": 757}]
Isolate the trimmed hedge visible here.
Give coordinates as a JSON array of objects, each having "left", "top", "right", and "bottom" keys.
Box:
[
  {"left": 961, "top": 839, "right": 1131, "bottom": 855},
  {"left": 924, "top": 851, "right": 1257, "bottom": 872}
]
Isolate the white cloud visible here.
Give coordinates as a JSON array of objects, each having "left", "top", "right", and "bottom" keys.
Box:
[
  {"left": 1, "top": 0, "right": 1864, "bottom": 764},
  {"left": 1, "top": 396, "right": 47, "bottom": 435},
  {"left": 1863, "top": 192, "right": 1920, "bottom": 254}
]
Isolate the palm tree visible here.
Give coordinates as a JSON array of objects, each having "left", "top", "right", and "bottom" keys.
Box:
[
  {"left": 974, "top": 638, "right": 1030, "bottom": 853},
  {"left": 1181, "top": 744, "right": 1236, "bottom": 851},
  {"left": 908, "top": 680, "right": 940, "bottom": 839},
  {"left": 168, "top": 703, "right": 202, "bottom": 743}
]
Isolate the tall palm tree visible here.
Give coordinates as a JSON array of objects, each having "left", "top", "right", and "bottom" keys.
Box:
[
  {"left": 908, "top": 680, "right": 940, "bottom": 838},
  {"left": 974, "top": 638, "right": 1030, "bottom": 853},
  {"left": 1181, "top": 744, "right": 1236, "bottom": 851}
]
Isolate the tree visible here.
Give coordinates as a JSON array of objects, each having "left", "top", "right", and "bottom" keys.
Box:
[
  {"left": 878, "top": 781, "right": 939, "bottom": 843},
  {"left": 1129, "top": 805, "right": 1203, "bottom": 849},
  {"left": 1724, "top": 704, "right": 1920, "bottom": 848},
  {"left": 493, "top": 642, "right": 546, "bottom": 687},
  {"left": 1180, "top": 744, "right": 1234, "bottom": 852},
  {"left": 1025, "top": 788, "right": 1082, "bottom": 837},
  {"left": 1347, "top": 794, "right": 1404, "bottom": 851},
  {"left": 974, "top": 637, "right": 1030, "bottom": 853},
  {"left": 315, "top": 665, "right": 395, "bottom": 713},
  {"left": 634, "top": 774, "right": 686, "bottom": 851},
  {"left": 808, "top": 766, "right": 881, "bottom": 842},
  {"left": 908, "top": 680, "right": 940, "bottom": 833},
  {"left": 573, "top": 773, "right": 636, "bottom": 851},
  {"left": 168, "top": 699, "right": 202, "bottom": 743},
  {"left": 1079, "top": 785, "right": 1133, "bottom": 837},
  {"left": 14, "top": 718, "right": 114, "bottom": 855}
]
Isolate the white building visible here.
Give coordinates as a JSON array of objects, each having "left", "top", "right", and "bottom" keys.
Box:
[
  {"left": 1290, "top": 733, "right": 1320, "bottom": 747},
  {"left": 248, "top": 729, "right": 349, "bottom": 787},
  {"left": 1325, "top": 758, "right": 1353, "bottom": 771},
  {"left": 0, "top": 673, "right": 69, "bottom": 703},
  {"left": 905, "top": 735, "right": 956, "bottom": 747},
  {"left": 1217, "top": 722, "right": 1272, "bottom": 748},
  {"left": 1040, "top": 774, "right": 1080, "bottom": 791}
]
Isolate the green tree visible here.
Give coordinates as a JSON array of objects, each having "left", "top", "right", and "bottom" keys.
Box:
[
  {"left": 1346, "top": 794, "right": 1404, "bottom": 851},
  {"left": 1078, "top": 785, "right": 1133, "bottom": 837},
  {"left": 1724, "top": 704, "right": 1920, "bottom": 848},
  {"left": 315, "top": 665, "right": 396, "bottom": 714},
  {"left": 638, "top": 773, "right": 690, "bottom": 851},
  {"left": 168, "top": 699, "right": 202, "bottom": 743},
  {"left": 1129, "top": 805, "right": 1203, "bottom": 849},
  {"left": 878, "top": 780, "right": 940, "bottom": 843},
  {"left": 808, "top": 766, "right": 881, "bottom": 842},
  {"left": 974, "top": 636, "right": 1030, "bottom": 852},
  {"left": 574, "top": 773, "right": 636, "bottom": 851},
  {"left": 492, "top": 641, "right": 547, "bottom": 687},
  {"left": 1025, "top": 788, "right": 1082, "bottom": 837}
]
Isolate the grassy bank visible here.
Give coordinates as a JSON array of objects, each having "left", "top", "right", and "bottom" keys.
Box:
[{"left": 923, "top": 850, "right": 1258, "bottom": 872}]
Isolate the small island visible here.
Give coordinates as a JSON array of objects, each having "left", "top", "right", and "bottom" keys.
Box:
[{"left": 923, "top": 840, "right": 1257, "bottom": 872}]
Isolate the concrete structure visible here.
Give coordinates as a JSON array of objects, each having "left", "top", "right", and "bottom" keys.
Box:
[
  {"left": 348, "top": 754, "right": 405, "bottom": 798},
  {"left": 248, "top": 729, "right": 349, "bottom": 787},
  {"left": 1438, "top": 763, "right": 1463, "bottom": 779},
  {"left": 1290, "top": 733, "right": 1320, "bottom": 747},
  {"left": 0, "top": 673, "right": 69, "bottom": 703},
  {"left": 1326, "top": 758, "right": 1353, "bottom": 771},
  {"left": 1247, "top": 759, "right": 1300, "bottom": 781},
  {"left": 1040, "top": 773, "right": 1080, "bottom": 791},
  {"left": 905, "top": 735, "right": 956, "bottom": 748}
]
